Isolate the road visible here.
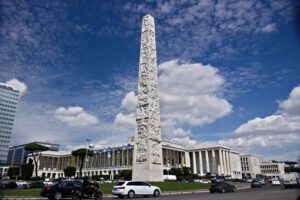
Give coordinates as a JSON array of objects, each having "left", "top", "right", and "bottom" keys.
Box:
[{"left": 106, "top": 185, "right": 300, "bottom": 200}]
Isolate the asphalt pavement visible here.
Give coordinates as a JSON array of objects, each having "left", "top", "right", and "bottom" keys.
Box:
[{"left": 106, "top": 184, "right": 299, "bottom": 200}]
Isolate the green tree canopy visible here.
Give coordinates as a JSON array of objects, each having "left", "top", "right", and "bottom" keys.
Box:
[
  {"left": 71, "top": 148, "right": 94, "bottom": 177},
  {"left": 119, "top": 169, "right": 132, "bottom": 180},
  {"left": 25, "top": 143, "right": 49, "bottom": 177},
  {"left": 64, "top": 166, "right": 76, "bottom": 178},
  {"left": 21, "top": 163, "right": 34, "bottom": 180},
  {"left": 7, "top": 167, "right": 20, "bottom": 179}
]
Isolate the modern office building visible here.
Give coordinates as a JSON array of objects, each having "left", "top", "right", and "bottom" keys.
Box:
[
  {"left": 0, "top": 83, "right": 19, "bottom": 166},
  {"left": 240, "top": 154, "right": 261, "bottom": 178},
  {"left": 260, "top": 161, "right": 285, "bottom": 178},
  {"left": 7, "top": 142, "right": 59, "bottom": 166},
  {"left": 27, "top": 137, "right": 240, "bottom": 179}
]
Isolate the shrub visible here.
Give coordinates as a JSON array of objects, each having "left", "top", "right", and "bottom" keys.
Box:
[
  {"left": 119, "top": 170, "right": 132, "bottom": 180},
  {"left": 64, "top": 167, "right": 76, "bottom": 178},
  {"left": 20, "top": 163, "right": 34, "bottom": 180},
  {"left": 31, "top": 176, "right": 44, "bottom": 181},
  {"left": 7, "top": 167, "right": 20, "bottom": 179}
]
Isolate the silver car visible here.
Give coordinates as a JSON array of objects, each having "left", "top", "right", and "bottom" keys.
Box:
[{"left": 112, "top": 181, "right": 161, "bottom": 198}]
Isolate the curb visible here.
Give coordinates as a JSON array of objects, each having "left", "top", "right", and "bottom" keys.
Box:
[{"left": 1, "top": 186, "right": 251, "bottom": 199}]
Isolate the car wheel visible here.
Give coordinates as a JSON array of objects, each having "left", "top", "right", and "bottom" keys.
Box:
[
  {"left": 54, "top": 192, "right": 62, "bottom": 200},
  {"left": 232, "top": 188, "right": 236, "bottom": 192},
  {"left": 128, "top": 190, "right": 135, "bottom": 199},
  {"left": 154, "top": 189, "right": 160, "bottom": 197},
  {"left": 118, "top": 195, "right": 124, "bottom": 198},
  {"left": 210, "top": 191, "right": 214, "bottom": 194},
  {"left": 221, "top": 189, "right": 225, "bottom": 193}
]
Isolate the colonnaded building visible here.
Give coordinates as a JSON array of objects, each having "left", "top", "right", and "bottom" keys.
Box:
[
  {"left": 28, "top": 14, "right": 244, "bottom": 180},
  {"left": 27, "top": 137, "right": 242, "bottom": 179}
]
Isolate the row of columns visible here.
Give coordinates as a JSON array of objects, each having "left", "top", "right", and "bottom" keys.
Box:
[
  {"left": 191, "top": 149, "right": 232, "bottom": 176},
  {"left": 163, "top": 148, "right": 186, "bottom": 168},
  {"left": 39, "top": 149, "right": 133, "bottom": 171}
]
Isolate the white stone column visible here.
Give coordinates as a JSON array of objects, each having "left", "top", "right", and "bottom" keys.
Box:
[
  {"left": 226, "top": 151, "right": 230, "bottom": 175},
  {"left": 205, "top": 150, "right": 210, "bottom": 173},
  {"left": 192, "top": 152, "right": 197, "bottom": 174},
  {"left": 218, "top": 150, "right": 223, "bottom": 175},
  {"left": 199, "top": 151, "right": 203, "bottom": 175},
  {"left": 222, "top": 150, "right": 227, "bottom": 175},
  {"left": 212, "top": 150, "right": 216, "bottom": 174}
]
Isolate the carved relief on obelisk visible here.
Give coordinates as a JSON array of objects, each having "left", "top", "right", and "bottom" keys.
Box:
[{"left": 132, "top": 14, "right": 163, "bottom": 181}]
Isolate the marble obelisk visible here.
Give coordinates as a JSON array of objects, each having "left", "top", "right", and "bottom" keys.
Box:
[{"left": 132, "top": 14, "right": 163, "bottom": 182}]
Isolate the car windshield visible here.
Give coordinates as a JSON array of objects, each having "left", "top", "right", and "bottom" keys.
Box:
[{"left": 116, "top": 182, "right": 125, "bottom": 186}]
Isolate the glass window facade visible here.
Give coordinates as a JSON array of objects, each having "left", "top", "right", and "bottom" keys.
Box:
[{"left": 0, "top": 83, "right": 19, "bottom": 166}]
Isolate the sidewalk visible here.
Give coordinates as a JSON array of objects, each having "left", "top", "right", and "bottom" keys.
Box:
[{"left": 1, "top": 185, "right": 251, "bottom": 199}]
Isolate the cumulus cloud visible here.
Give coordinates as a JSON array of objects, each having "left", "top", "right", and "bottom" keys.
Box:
[
  {"left": 121, "top": 91, "right": 137, "bottom": 112},
  {"left": 234, "top": 85, "right": 300, "bottom": 136},
  {"left": 113, "top": 112, "right": 135, "bottom": 133},
  {"left": 114, "top": 60, "right": 232, "bottom": 144},
  {"left": 261, "top": 23, "right": 277, "bottom": 33},
  {"left": 218, "top": 133, "right": 300, "bottom": 151},
  {"left": 5, "top": 78, "right": 27, "bottom": 96},
  {"left": 219, "top": 85, "right": 300, "bottom": 154},
  {"left": 55, "top": 106, "right": 99, "bottom": 127}
]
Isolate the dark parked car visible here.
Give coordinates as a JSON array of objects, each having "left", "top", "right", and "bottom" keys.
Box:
[
  {"left": 41, "top": 181, "right": 82, "bottom": 200},
  {"left": 209, "top": 182, "right": 236, "bottom": 193},
  {"left": 251, "top": 180, "right": 261, "bottom": 188},
  {"left": 4, "top": 182, "right": 18, "bottom": 189},
  {"left": 25, "top": 181, "right": 44, "bottom": 189}
]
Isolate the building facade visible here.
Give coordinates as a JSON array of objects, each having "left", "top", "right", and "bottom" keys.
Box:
[
  {"left": 230, "top": 151, "right": 242, "bottom": 179},
  {"left": 240, "top": 154, "right": 261, "bottom": 178},
  {"left": 27, "top": 138, "right": 239, "bottom": 179},
  {"left": 0, "top": 83, "right": 19, "bottom": 166},
  {"left": 7, "top": 142, "right": 59, "bottom": 166},
  {"left": 260, "top": 161, "right": 285, "bottom": 178},
  {"left": 187, "top": 144, "right": 233, "bottom": 176}
]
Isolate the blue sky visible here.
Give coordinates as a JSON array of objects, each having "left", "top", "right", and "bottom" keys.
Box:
[{"left": 1, "top": 0, "right": 300, "bottom": 162}]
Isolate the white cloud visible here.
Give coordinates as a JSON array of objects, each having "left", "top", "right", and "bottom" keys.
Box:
[
  {"left": 218, "top": 85, "right": 300, "bottom": 154},
  {"left": 114, "top": 60, "right": 232, "bottom": 144},
  {"left": 218, "top": 133, "right": 300, "bottom": 151},
  {"left": 121, "top": 91, "right": 137, "bottom": 112},
  {"left": 55, "top": 106, "right": 99, "bottom": 127},
  {"left": 234, "top": 85, "right": 300, "bottom": 136},
  {"left": 261, "top": 23, "right": 277, "bottom": 33},
  {"left": 279, "top": 86, "right": 300, "bottom": 116},
  {"left": 113, "top": 112, "right": 135, "bottom": 133},
  {"left": 5, "top": 78, "right": 27, "bottom": 96}
]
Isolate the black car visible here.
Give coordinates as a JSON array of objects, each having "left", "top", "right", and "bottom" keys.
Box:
[
  {"left": 25, "top": 181, "right": 44, "bottom": 189},
  {"left": 251, "top": 180, "right": 261, "bottom": 188},
  {"left": 41, "top": 181, "right": 82, "bottom": 200},
  {"left": 209, "top": 182, "right": 236, "bottom": 193},
  {"left": 4, "top": 182, "right": 18, "bottom": 189}
]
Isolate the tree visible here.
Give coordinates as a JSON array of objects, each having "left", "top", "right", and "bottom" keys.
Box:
[
  {"left": 163, "top": 169, "right": 169, "bottom": 175},
  {"left": 182, "top": 167, "right": 191, "bottom": 176},
  {"left": 285, "top": 161, "right": 298, "bottom": 172},
  {"left": 64, "top": 166, "right": 76, "bottom": 178},
  {"left": 71, "top": 148, "right": 94, "bottom": 177},
  {"left": 7, "top": 167, "right": 20, "bottom": 179},
  {"left": 119, "top": 169, "right": 132, "bottom": 180},
  {"left": 21, "top": 163, "right": 34, "bottom": 180},
  {"left": 25, "top": 144, "right": 49, "bottom": 177},
  {"left": 169, "top": 168, "right": 183, "bottom": 177}
]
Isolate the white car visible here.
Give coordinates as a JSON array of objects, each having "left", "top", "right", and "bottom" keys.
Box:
[
  {"left": 272, "top": 179, "right": 281, "bottom": 186},
  {"left": 16, "top": 180, "right": 28, "bottom": 188},
  {"left": 112, "top": 181, "right": 161, "bottom": 198}
]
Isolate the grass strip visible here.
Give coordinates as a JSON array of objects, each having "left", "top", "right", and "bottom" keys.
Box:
[{"left": 1, "top": 182, "right": 210, "bottom": 196}]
